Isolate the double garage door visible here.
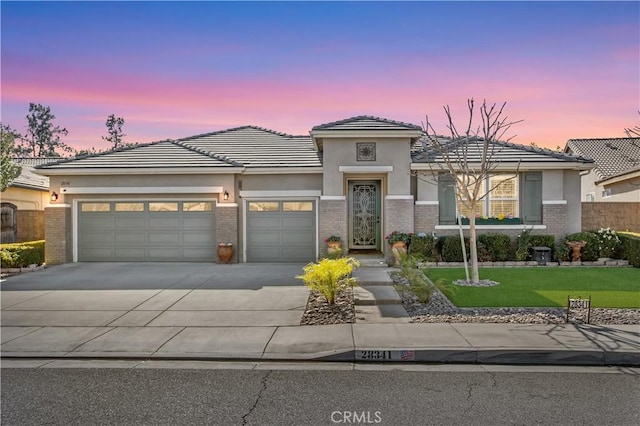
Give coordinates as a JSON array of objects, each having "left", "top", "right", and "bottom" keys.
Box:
[
  {"left": 78, "top": 201, "right": 216, "bottom": 262},
  {"left": 246, "top": 200, "right": 316, "bottom": 263}
]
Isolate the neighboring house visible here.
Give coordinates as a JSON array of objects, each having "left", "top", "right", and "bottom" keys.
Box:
[
  {"left": 1, "top": 158, "right": 54, "bottom": 243},
  {"left": 35, "top": 116, "right": 594, "bottom": 265},
  {"left": 565, "top": 138, "right": 640, "bottom": 202}
]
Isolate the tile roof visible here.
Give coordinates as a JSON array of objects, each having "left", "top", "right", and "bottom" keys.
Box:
[
  {"left": 413, "top": 136, "right": 594, "bottom": 165},
  {"left": 178, "top": 126, "right": 322, "bottom": 168},
  {"left": 312, "top": 115, "right": 422, "bottom": 131},
  {"left": 565, "top": 138, "right": 640, "bottom": 180},
  {"left": 11, "top": 158, "right": 56, "bottom": 190},
  {"left": 37, "top": 140, "right": 240, "bottom": 170}
]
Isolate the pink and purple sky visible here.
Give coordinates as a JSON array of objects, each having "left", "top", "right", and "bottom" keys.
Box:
[{"left": 1, "top": 1, "right": 638, "bottom": 151}]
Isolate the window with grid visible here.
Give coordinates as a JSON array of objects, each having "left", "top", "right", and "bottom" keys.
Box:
[{"left": 456, "top": 174, "right": 518, "bottom": 218}]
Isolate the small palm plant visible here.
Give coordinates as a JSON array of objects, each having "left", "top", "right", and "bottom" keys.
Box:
[{"left": 296, "top": 257, "right": 360, "bottom": 304}]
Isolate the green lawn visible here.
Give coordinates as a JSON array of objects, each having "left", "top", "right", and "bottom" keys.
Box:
[{"left": 425, "top": 268, "right": 640, "bottom": 308}]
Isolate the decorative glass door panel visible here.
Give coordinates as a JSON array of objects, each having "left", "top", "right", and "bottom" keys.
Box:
[{"left": 348, "top": 181, "right": 381, "bottom": 249}]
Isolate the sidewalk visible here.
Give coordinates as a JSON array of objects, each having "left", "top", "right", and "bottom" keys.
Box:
[{"left": 1, "top": 263, "right": 639, "bottom": 366}]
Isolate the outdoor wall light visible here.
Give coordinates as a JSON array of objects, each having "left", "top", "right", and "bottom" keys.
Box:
[
  {"left": 50, "top": 191, "right": 58, "bottom": 202},
  {"left": 223, "top": 190, "right": 229, "bottom": 201}
]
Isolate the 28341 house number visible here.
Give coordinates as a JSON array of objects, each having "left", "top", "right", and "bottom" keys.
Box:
[{"left": 358, "top": 350, "right": 392, "bottom": 360}]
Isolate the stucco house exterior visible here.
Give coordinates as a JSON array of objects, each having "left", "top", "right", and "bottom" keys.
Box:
[
  {"left": 564, "top": 138, "right": 640, "bottom": 202},
  {"left": 1, "top": 158, "right": 54, "bottom": 243},
  {"left": 36, "top": 116, "right": 594, "bottom": 265}
]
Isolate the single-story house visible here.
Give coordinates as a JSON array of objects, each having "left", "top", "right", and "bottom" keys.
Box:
[
  {"left": 1, "top": 158, "right": 54, "bottom": 243},
  {"left": 564, "top": 137, "right": 640, "bottom": 202},
  {"left": 35, "top": 116, "right": 594, "bottom": 264}
]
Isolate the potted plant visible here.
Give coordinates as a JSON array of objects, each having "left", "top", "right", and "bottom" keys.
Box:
[
  {"left": 386, "top": 231, "right": 412, "bottom": 266},
  {"left": 217, "top": 242, "right": 234, "bottom": 264},
  {"left": 325, "top": 235, "right": 342, "bottom": 257}
]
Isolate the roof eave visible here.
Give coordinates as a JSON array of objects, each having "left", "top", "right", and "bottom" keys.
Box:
[
  {"left": 310, "top": 129, "right": 424, "bottom": 139},
  {"left": 410, "top": 161, "right": 595, "bottom": 171},
  {"left": 596, "top": 169, "right": 640, "bottom": 186},
  {"left": 34, "top": 167, "right": 246, "bottom": 176}
]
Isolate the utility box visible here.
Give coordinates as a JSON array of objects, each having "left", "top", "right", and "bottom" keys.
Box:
[{"left": 531, "top": 246, "right": 551, "bottom": 265}]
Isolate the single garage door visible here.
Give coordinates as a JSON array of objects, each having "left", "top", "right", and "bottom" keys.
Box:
[
  {"left": 246, "top": 200, "right": 316, "bottom": 262},
  {"left": 78, "top": 201, "right": 216, "bottom": 261}
]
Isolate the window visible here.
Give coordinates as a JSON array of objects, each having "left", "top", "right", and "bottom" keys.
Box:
[
  {"left": 585, "top": 192, "right": 595, "bottom": 202},
  {"left": 183, "top": 202, "right": 213, "bottom": 212},
  {"left": 283, "top": 202, "right": 313, "bottom": 212},
  {"left": 81, "top": 203, "right": 111, "bottom": 212},
  {"left": 248, "top": 202, "right": 279, "bottom": 212},
  {"left": 457, "top": 174, "right": 518, "bottom": 218},
  {"left": 149, "top": 202, "right": 178, "bottom": 212},
  {"left": 602, "top": 188, "right": 612, "bottom": 198},
  {"left": 115, "top": 202, "right": 144, "bottom": 212}
]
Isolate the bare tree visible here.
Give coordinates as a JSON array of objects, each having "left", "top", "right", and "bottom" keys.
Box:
[
  {"left": 625, "top": 112, "right": 640, "bottom": 137},
  {"left": 102, "top": 114, "right": 126, "bottom": 149},
  {"left": 422, "top": 99, "right": 522, "bottom": 283}
]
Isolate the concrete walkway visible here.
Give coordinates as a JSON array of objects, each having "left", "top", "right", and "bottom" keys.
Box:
[{"left": 1, "top": 263, "right": 639, "bottom": 366}]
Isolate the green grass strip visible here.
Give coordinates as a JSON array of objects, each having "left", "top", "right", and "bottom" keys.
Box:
[{"left": 425, "top": 267, "right": 640, "bottom": 308}]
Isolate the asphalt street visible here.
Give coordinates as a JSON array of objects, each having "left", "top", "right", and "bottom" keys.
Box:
[{"left": 2, "top": 364, "right": 639, "bottom": 425}]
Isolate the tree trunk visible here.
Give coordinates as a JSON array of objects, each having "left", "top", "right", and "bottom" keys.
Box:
[{"left": 469, "top": 215, "right": 480, "bottom": 283}]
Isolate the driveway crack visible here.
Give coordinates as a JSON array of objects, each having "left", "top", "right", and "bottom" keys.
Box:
[{"left": 241, "top": 370, "right": 272, "bottom": 426}]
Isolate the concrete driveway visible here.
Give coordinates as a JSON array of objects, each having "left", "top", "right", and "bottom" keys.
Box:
[
  {"left": 0, "top": 262, "right": 307, "bottom": 290},
  {"left": 1, "top": 263, "right": 311, "bottom": 330}
]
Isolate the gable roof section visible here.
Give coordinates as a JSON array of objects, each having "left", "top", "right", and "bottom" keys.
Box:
[
  {"left": 36, "top": 140, "right": 241, "bottom": 174},
  {"left": 565, "top": 138, "right": 640, "bottom": 181},
  {"left": 412, "top": 136, "right": 594, "bottom": 170},
  {"left": 10, "top": 158, "right": 55, "bottom": 190},
  {"left": 312, "top": 115, "right": 422, "bottom": 131},
  {"left": 178, "top": 126, "right": 321, "bottom": 168}
]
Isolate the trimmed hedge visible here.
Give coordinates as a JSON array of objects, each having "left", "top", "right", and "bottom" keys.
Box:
[
  {"left": 409, "top": 234, "right": 437, "bottom": 261},
  {"left": 477, "top": 233, "right": 513, "bottom": 261},
  {"left": 619, "top": 233, "right": 640, "bottom": 267},
  {"left": 0, "top": 240, "right": 45, "bottom": 268},
  {"left": 439, "top": 235, "right": 470, "bottom": 262}
]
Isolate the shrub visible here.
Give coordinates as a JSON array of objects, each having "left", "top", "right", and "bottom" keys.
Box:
[
  {"left": 395, "top": 253, "right": 451, "bottom": 303},
  {"left": 565, "top": 232, "right": 599, "bottom": 261},
  {"left": 516, "top": 228, "right": 533, "bottom": 261},
  {"left": 0, "top": 240, "right": 45, "bottom": 268},
  {"left": 477, "top": 233, "right": 512, "bottom": 261},
  {"left": 296, "top": 257, "right": 360, "bottom": 304},
  {"left": 595, "top": 228, "right": 621, "bottom": 259},
  {"left": 619, "top": 232, "right": 640, "bottom": 267},
  {"left": 439, "top": 235, "right": 469, "bottom": 262},
  {"left": 409, "top": 233, "right": 437, "bottom": 261}
]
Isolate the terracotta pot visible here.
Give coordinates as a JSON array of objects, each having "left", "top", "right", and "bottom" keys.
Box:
[
  {"left": 217, "top": 244, "right": 234, "bottom": 264},
  {"left": 327, "top": 241, "right": 342, "bottom": 256},
  {"left": 391, "top": 241, "right": 407, "bottom": 266}
]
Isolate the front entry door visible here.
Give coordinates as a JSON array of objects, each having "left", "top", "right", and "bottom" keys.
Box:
[{"left": 348, "top": 181, "right": 381, "bottom": 250}]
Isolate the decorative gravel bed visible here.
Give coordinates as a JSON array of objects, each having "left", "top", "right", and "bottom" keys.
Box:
[
  {"left": 300, "top": 288, "right": 355, "bottom": 325},
  {"left": 392, "top": 273, "right": 640, "bottom": 325}
]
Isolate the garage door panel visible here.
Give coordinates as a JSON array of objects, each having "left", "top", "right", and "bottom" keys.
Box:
[
  {"left": 78, "top": 201, "right": 216, "bottom": 262},
  {"left": 281, "top": 232, "right": 314, "bottom": 244},
  {"left": 82, "top": 216, "right": 114, "bottom": 230},
  {"left": 114, "top": 217, "right": 146, "bottom": 229},
  {"left": 246, "top": 200, "right": 316, "bottom": 262},
  {"left": 148, "top": 217, "right": 180, "bottom": 229},
  {"left": 183, "top": 232, "right": 215, "bottom": 244},
  {"left": 183, "top": 217, "right": 213, "bottom": 229},
  {"left": 81, "top": 232, "right": 114, "bottom": 244},
  {"left": 114, "top": 248, "right": 146, "bottom": 260},
  {"left": 149, "top": 233, "right": 181, "bottom": 244},
  {"left": 148, "top": 248, "right": 181, "bottom": 259}
]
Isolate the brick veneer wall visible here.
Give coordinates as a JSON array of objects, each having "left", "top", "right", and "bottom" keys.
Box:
[
  {"left": 17, "top": 210, "right": 45, "bottom": 242},
  {"left": 44, "top": 206, "right": 72, "bottom": 264},
  {"left": 319, "top": 198, "right": 347, "bottom": 258},
  {"left": 384, "top": 197, "right": 414, "bottom": 263},
  {"left": 216, "top": 204, "right": 239, "bottom": 263},
  {"left": 582, "top": 202, "right": 640, "bottom": 232},
  {"left": 414, "top": 203, "right": 438, "bottom": 233},
  {"left": 542, "top": 204, "right": 568, "bottom": 240}
]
